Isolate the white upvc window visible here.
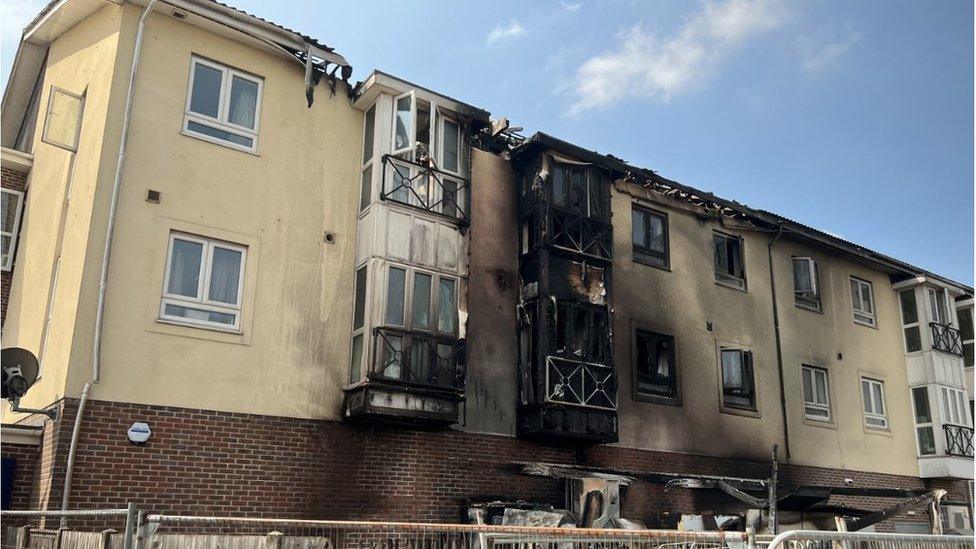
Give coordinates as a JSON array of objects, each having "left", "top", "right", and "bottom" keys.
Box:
[
  {"left": 911, "top": 386, "right": 937, "bottom": 456},
  {"left": 861, "top": 377, "right": 888, "bottom": 429},
  {"left": 183, "top": 56, "right": 262, "bottom": 153},
  {"left": 160, "top": 232, "right": 246, "bottom": 331},
  {"left": 850, "top": 277, "right": 876, "bottom": 326},
  {"left": 359, "top": 105, "right": 376, "bottom": 212},
  {"left": 391, "top": 91, "right": 416, "bottom": 157},
  {"left": 801, "top": 365, "right": 830, "bottom": 421},
  {"left": 941, "top": 386, "right": 970, "bottom": 427},
  {"left": 928, "top": 287, "right": 951, "bottom": 326},
  {"left": 1, "top": 188, "right": 25, "bottom": 271},
  {"left": 440, "top": 116, "right": 461, "bottom": 175},
  {"left": 793, "top": 257, "right": 820, "bottom": 311},
  {"left": 349, "top": 264, "right": 369, "bottom": 384},
  {"left": 42, "top": 86, "right": 85, "bottom": 152},
  {"left": 384, "top": 264, "right": 458, "bottom": 337}
]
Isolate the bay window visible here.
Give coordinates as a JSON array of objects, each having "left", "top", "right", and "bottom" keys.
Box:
[
  {"left": 383, "top": 265, "right": 457, "bottom": 337},
  {"left": 912, "top": 387, "right": 937, "bottom": 455},
  {"left": 900, "top": 289, "right": 922, "bottom": 352}
]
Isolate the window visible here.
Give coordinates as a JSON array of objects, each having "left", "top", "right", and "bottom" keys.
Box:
[
  {"left": 42, "top": 87, "right": 84, "bottom": 151},
  {"left": 850, "top": 277, "right": 876, "bottom": 326},
  {"left": 359, "top": 105, "right": 375, "bottom": 212},
  {"left": 350, "top": 266, "right": 368, "bottom": 384},
  {"left": 184, "top": 57, "right": 262, "bottom": 152},
  {"left": 801, "top": 365, "right": 830, "bottom": 421},
  {"left": 441, "top": 118, "right": 460, "bottom": 174},
  {"left": 553, "top": 301, "right": 610, "bottom": 363},
  {"left": 958, "top": 306, "right": 974, "bottom": 368},
  {"left": 1, "top": 189, "right": 25, "bottom": 271},
  {"left": 634, "top": 330, "right": 677, "bottom": 402},
  {"left": 383, "top": 265, "right": 458, "bottom": 336},
  {"left": 721, "top": 349, "right": 755, "bottom": 410},
  {"left": 793, "top": 257, "right": 820, "bottom": 310},
  {"left": 861, "top": 377, "right": 888, "bottom": 429},
  {"left": 912, "top": 387, "right": 936, "bottom": 455},
  {"left": 941, "top": 386, "right": 970, "bottom": 427},
  {"left": 900, "top": 289, "right": 922, "bottom": 353},
  {"left": 928, "top": 288, "right": 950, "bottom": 326},
  {"left": 160, "top": 233, "right": 246, "bottom": 330},
  {"left": 632, "top": 206, "right": 668, "bottom": 269},
  {"left": 392, "top": 91, "right": 414, "bottom": 155},
  {"left": 714, "top": 232, "right": 745, "bottom": 290}
]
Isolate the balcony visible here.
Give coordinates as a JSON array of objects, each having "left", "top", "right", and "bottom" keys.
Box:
[
  {"left": 548, "top": 206, "right": 613, "bottom": 261},
  {"left": 930, "top": 322, "right": 964, "bottom": 356},
  {"left": 381, "top": 155, "right": 469, "bottom": 223},
  {"left": 343, "top": 327, "right": 466, "bottom": 427},
  {"left": 944, "top": 424, "right": 974, "bottom": 457},
  {"left": 545, "top": 356, "right": 617, "bottom": 410}
]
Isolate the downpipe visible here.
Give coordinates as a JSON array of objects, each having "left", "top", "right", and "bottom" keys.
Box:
[
  {"left": 767, "top": 225, "right": 791, "bottom": 461},
  {"left": 93, "top": 0, "right": 157, "bottom": 382},
  {"left": 60, "top": 382, "right": 91, "bottom": 528}
]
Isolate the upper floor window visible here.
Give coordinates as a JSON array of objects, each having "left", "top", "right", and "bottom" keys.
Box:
[
  {"left": 554, "top": 301, "right": 610, "bottom": 364},
  {"left": 900, "top": 289, "right": 922, "bottom": 353},
  {"left": 714, "top": 231, "right": 745, "bottom": 290},
  {"left": 850, "top": 277, "right": 876, "bottom": 326},
  {"left": 350, "top": 265, "right": 368, "bottom": 384},
  {"left": 1, "top": 188, "right": 25, "bottom": 271},
  {"left": 720, "top": 348, "right": 755, "bottom": 410},
  {"left": 633, "top": 330, "right": 677, "bottom": 402},
  {"left": 632, "top": 206, "right": 668, "bottom": 269},
  {"left": 793, "top": 257, "right": 820, "bottom": 311},
  {"left": 941, "top": 386, "right": 970, "bottom": 427},
  {"left": 928, "top": 288, "right": 951, "bottom": 326},
  {"left": 958, "top": 306, "right": 974, "bottom": 368},
  {"left": 801, "top": 365, "right": 830, "bottom": 421},
  {"left": 42, "top": 87, "right": 84, "bottom": 151},
  {"left": 550, "top": 162, "right": 608, "bottom": 219},
  {"left": 384, "top": 265, "right": 458, "bottom": 337},
  {"left": 359, "top": 105, "right": 376, "bottom": 212},
  {"left": 442, "top": 119, "right": 460, "bottom": 174},
  {"left": 861, "top": 377, "right": 888, "bottom": 429},
  {"left": 184, "top": 57, "right": 262, "bottom": 153},
  {"left": 161, "top": 232, "right": 246, "bottom": 331}
]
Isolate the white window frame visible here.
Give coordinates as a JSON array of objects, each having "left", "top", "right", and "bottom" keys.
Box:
[
  {"left": 793, "top": 257, "right": 820, "bottom": 311},
  {"left": 941, "top": 386, "right": 971, "bottom": 427},
  {"left": 391, "top": 91, "right": 416, "bottom": 157},
  {"left": 183, "top": 56, "right": 263, "bottom": 153},
  {"left": 359, "top": 104, "right": 377, "bottom": 213},
  {"left": 801, "top": 364, "right": 831, "bottom": 421},
  {"left": 911, "top": 386, "right": 937, "bottom": 456},
  {"left": 349, "top": 264, "right": 369, "bottom": 385},
  {"left": 899, "top": 288, "right": 923, "bottom": 353},
  {"left": 160, "top": 232, "right": 247, "bottom": 331},
  {"left": 382, "top": 264, "right": 458, "bottom": 337},
  {"left": 439, "top": 115, "right": 462, "bottom": 176},
  {"left": 1, "top": 188, "right": 25, "bottom": 271},
  {"left": 41, "top": 86, "right": 85, "bottom": 152},
  {"left": 713, "top": 231, "right": 746, "bottom": 291},
  {"left": 928, "top": 287, "right": 951, "bottom": 326},
  {"left": 851, "top": 276, "right": 876, "bottom": 327},
  {"left": 861, "top": 377, "right": 888, "bottom": 429}
]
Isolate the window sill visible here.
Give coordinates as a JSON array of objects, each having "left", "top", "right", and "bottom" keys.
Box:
[
  {"left": 795, "top": 302, "right": 823, "bottom": 314},
  {"left": 721, "top": 403, "right": 760, "bottom": 418},
  {"left": 715, "top": 278, "right": 748, "bottom": 293},
  {"left": 181, "top": 129, "right": 260, "bottom": 156},
  {"left": 854, "top": 318, "right": 878, "bottom": 330},
  {"left": 864, "top": 423, "right": 893, "bottom": 436},
  {"left": 802, "top": 416, "right": 836, "bottom": 430},
  {"left": 633, "top": 254, "right": 671, "bottom": 272},
  {"left": 156, "top": 317, "right": 243, "bottom": 335},
  {"left": 633, "top": 392, "right": 681, "bottom": 406}
]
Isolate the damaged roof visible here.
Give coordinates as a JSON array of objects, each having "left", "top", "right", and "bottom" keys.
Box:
[{"left": 515, "top": 132, "right": 973, "bottom": 295}]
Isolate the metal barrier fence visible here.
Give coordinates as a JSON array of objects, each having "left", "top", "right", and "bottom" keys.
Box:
[
  {"left": 767, "top": 530, "right": 974, "bottom": 549},
  {"left": 0, "top": 506, "right": 137, "bottom": 549}
]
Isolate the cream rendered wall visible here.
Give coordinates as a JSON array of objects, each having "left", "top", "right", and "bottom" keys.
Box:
[
  {"left": 16, "top": 5, "right": 362, "bottom": 419},
  {"left": 773, "top": 239, "right": 919, "bottom": 477},
  {"left": 610, "top": 182, "right": 919, "bottom": 476},
  {"left": 2, "top": 4, "right": 126, "bottom": 420}
]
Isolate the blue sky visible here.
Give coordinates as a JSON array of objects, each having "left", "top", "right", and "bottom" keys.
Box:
[{"left": 2, "top": 0, "right": 973, "bottom": 284}]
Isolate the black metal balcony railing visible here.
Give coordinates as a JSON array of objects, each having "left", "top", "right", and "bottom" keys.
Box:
[
  {"left": 545, "top": 356, "right": 617, "bottom": 411},
  {"left": 930, "top": 322, "right": 964, "bottom": 356},
  {"left": 381, "top": 155, "right": 469, "bottom": 223},
  {"left": 943, "top": 424, "right": 974, "bottom": 457},
  {"left": 370, "top": 327, "right": 466, "bottom": 391},
  {"left": 548, "top": 206, "right": 613, "bottom": 260}
]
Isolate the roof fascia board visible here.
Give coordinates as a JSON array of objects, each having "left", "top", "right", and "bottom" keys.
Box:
[
  {"left": 24, "top": 0, "right": 117, "bottom": 45},
  {"left": 355, "top": 70, "right": 490, "bottom": 121}
]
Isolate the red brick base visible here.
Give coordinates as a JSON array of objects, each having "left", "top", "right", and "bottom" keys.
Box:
[{"left": 4, "top": 398, "right": 970, "bottom": 531}]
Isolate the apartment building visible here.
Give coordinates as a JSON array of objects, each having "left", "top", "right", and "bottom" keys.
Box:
[{"left": 1, "top": 0, "right": 972, "bottom": 533}]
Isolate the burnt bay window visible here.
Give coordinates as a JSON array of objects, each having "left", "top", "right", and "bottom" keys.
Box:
[
  {"left": 183, "top": 56, "right": 262, "bottom": 152},
  {"left": 793, "top": 257, "right": 820, "bottom": 311},
  {"left": 714, "top": 231, "right": 745, "bottom": 290},
  {"left": 553, "top": 301, "right": 610, "bottom": 364},
  {"left": 632, "top": 205, "right": 668, "bottom": 269},
  {"left": 900, "top": 289, "right": 922, "bottom": 352},
  {"left": 634, "top": 330, "right": 678, "bottom": 403},
  {"left": 550, "top": 161, "right": 608, "bottom": 219},
  {"left": 850, "top": 277, "right": 876, "bottom": 326},
  {"left": 720, "top": 348, "right": 755, "bottom": 410}
]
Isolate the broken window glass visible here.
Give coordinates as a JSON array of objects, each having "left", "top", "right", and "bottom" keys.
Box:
[
  {"left": 385, "top": 267, "right": 406, "bottom": 326},
  {"left": 721, "top": 349, "right": 755, "bottom": 410},
  {"left": 635, "top": 330, "right": 676, "bottom": 399},
  {"left": 714, "top": 232, "right": 745, "bottom": 289},
  {"left": 632, "top": 206, "right": 668, "bottom": 268}
]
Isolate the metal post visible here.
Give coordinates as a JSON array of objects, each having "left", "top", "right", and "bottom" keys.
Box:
[
  {"left": 746, "top": 526, "right": 756, "bottom": 549},
  {"left": 768, "top": 445, "right": 779, "bottom": 535},
  {"left": 122, "top": 502, "right": 137, "bottom": 549}
]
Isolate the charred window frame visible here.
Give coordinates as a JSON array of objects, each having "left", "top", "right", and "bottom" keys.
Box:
[
  {"left": 553, "top": 300, "right": 610, "bottom": 364},
  {"left": 549, "top": 162, "right": 607, "bottom": 219},
  {"left": 792, "top": 257, "right": 821, "bottom": 311},
  {"left": 632, "top": 205, "right": 669, "bottom": 269},
  {"left": 714, "top": 231, "right": 746, "bottom": 291},
  {"left": 633, "top": 329, "right": 679, "bottom": 405},
  {"left": 720, "top": 348, "right": 756, "bottom": 411}
]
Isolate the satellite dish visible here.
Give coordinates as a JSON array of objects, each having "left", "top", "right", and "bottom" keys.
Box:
[{"left": 2, "top": 347, "right": 39, "bottom": 400}]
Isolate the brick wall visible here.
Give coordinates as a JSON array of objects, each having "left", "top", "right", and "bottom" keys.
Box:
[
  {"left": 18, "top": 397, "right": 969, "bottom": 530},
  {"left": 1, "top": 166, "right": 28, "bottom": 327},
  {"left": 1, "top": 442, "right": 38, "bottom": 511}
]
